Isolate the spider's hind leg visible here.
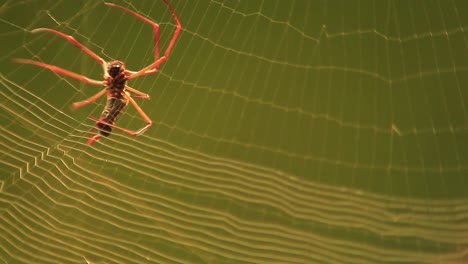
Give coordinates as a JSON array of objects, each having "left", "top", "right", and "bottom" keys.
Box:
[{"left": 87, "top": 118, "right": 113, "bottom": 145}]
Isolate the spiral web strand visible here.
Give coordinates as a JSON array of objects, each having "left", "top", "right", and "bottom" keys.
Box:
[{"left": 1, "top": 0, "right": 468, "bottom": 263}]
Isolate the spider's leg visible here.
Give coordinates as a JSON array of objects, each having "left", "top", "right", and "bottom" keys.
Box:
[
  {"left": 88, "top": 133, "right": 102, "bottom": 145},
  {"left": 88, "top": 116, "right": 142, "bottom": 137},
  {"left": 31, "top": 28, "right": 108, "bottom": 75},
  {"left": 87, "top": 126, "right": 98, "bottom": 145},
  {"left": 104, "top": 2, "right": 160, "bottom": 62},
  {"left": 125, "top": 85, "right": 150, "bottom": 100},
  {"left": 13, "top": 59, "right": 104, "bottom": 86},
  {"left": 73, "top": 88, "right": 108, "bottom": 109},
  {"left": 160, "top": 0, "right": 182, "bottom": 62},
  {"left": 105, "top": 0, "right": 181, "bottom": 80},
  {"left": 125, "top": 92, "right": 152, "bottom": 135}
]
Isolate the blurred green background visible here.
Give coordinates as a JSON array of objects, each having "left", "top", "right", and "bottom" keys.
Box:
[{"left": 1, "top": 0, "right": 468, "bottom": 263}]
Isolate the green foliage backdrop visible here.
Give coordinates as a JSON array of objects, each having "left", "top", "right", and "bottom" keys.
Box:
[{"left": 1, "top": 0, "right": 467, "bottom": 263}]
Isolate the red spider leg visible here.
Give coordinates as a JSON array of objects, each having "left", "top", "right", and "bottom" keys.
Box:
[
  {"left": 125, "top": 92, "right": 153, "bottom": 135},
  {"left": 125, "top": 85, "right": 150, "bottom": 100},
  {"left": 87, "top": 115, "right": 105, "bottom": 145},
  {"left": 72, "top": 88, "right": 108, "bottom": 109},
  {"left": 88, "top": 116, "right": 145, "bottom": 137},
  {"left": 88, "top": 132, "right": 102, "bottom": 145},
  {"left": 104, "top": 2, "right": 160, "bottom": 61},
  {"left": 161, "top": 0, "right": 182, "bottom": 59},
  {"left": 31, "top": 28, "right": 109, "bottom": 75},
  {"left": 12, "top": 59, "right": 104, "bottom": 86},
  {"left": 88, "top": 92, "right": 152, "bottom": 137},
  {"left": 105, "top": 0, "right": 182, "bottom": 81}
]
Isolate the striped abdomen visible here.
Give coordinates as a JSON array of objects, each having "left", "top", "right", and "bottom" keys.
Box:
[{"left": 97, "top": 93, "right": 129, "bottom": 137}]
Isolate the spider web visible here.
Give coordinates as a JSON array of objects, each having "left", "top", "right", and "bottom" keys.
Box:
[{"left": 1, "top": 0, "right": 468, "bottom": 263}]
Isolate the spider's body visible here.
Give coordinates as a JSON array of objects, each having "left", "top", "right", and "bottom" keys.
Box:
[
  {"left": 98, "top": 63, "right": 128, "bottom": 130},
  {"left": 90, "top": 61, "right": 131, "bottom": 143},
  {"left": 13, "top": 0, "right": 182, "bottom": 145}
]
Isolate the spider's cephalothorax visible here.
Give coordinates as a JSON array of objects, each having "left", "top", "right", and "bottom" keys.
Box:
[
  {"left": 13, "top": 0, "right": 182, "bottom": 145},
  {"left": 108, "top": 60, "right": 125, "bottom": 78},
  {"left": 106, "top": 60, "right": 127, "bottom": 93}
]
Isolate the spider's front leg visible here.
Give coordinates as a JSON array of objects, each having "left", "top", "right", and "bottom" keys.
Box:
[
  {"left": 105, "top": 1, "right": 182, "bottom": 80},
  {"left": 14, "top": 28, "right": 110, "bottom": 79},
  {"left": 12, "top": 59, "right": 104, "bottom": 86}
]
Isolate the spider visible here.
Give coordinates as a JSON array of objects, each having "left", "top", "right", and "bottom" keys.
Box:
[{"left": 13, "top": 0, "right": 181, "bottom": 145}]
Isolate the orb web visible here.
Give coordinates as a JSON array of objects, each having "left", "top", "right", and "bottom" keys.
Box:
[{"left": 1, "top": 0, "right": 467, "bottom": 263}]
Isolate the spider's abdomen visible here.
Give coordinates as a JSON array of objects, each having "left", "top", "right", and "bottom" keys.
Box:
[{"left": 97, "top": 93, "right": 129, "bottom": 137}]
